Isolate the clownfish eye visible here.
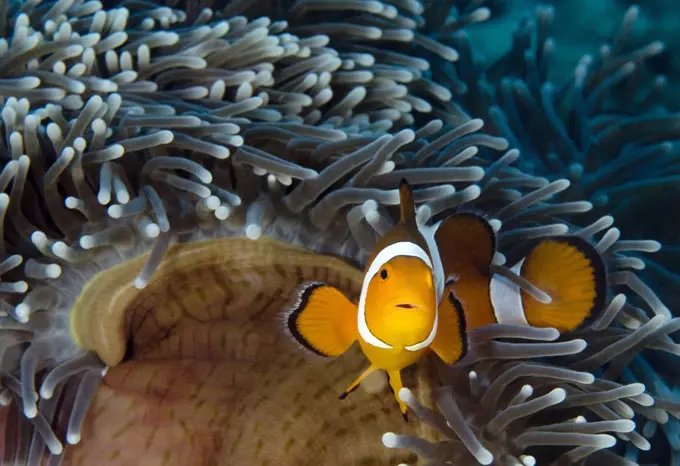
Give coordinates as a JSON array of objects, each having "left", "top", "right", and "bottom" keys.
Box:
[{"left": 380, "top": 269, "right": 388, "bottom": 280}]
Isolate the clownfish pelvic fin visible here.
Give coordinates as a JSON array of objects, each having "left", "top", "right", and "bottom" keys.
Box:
[
  {"left": 339, "top": 364, "right": 377, "bottom": 400},
  {"left": 386, "top": 369, "right": 409, "bottom": 420}
]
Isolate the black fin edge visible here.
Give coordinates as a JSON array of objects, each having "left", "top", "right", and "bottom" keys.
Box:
[
  {"left": 286, "top": 282, "right": 333, "bottom": 358},
  {"left": 528, "top": 235, "right": 608, "bottom": 331},
  {"left": 448, "top": 290, "right": 469, "bottom": 361}
]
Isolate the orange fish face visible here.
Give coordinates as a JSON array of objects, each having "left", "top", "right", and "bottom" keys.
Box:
[{"left": 363, "top": 255, "right": 437, "bottom": 348}]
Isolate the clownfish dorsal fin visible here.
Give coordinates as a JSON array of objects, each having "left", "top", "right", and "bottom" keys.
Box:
[
  {"left": 398, "top": 178, "right": 417, "bottom": 226},
  {"left": 435, "top": 212, "right": 496, "bottom": 279},
  {"left": 518, "top": 236, "right": 607, "bottom": 333},
  {"left": 434, "top": 212, "right": 498, "bottom": 330}
]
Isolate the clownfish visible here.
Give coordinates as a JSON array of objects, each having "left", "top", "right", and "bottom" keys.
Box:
[
  {"left": 285, "top": 179, "right": 466, "bottom": 419},
  {"left": 434, "top": 212, "right": 607, "bottom": 333}
]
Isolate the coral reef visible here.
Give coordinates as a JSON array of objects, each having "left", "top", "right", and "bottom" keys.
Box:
[{"left": 0, "top": 0, "right": 677, "bottom": 465}]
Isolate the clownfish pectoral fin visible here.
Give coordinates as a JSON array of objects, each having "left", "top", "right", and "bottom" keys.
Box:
[
  {"left": 430, "top": 291, "right": 468, "bottom": 365},
  {"left": 435, "top": 212, "right": 495, "bottom": 280},
  {"left": 399, "top": 178, "right": 417, "bottom": 225},
  {"left": 286, "top": 282, "right": 358, "bottom": 357},
  {"left": 520, "top": 236, "right": 607, "bottom": 333}
]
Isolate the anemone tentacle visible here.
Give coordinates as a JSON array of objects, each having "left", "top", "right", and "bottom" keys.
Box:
[{"left": 0, "top": 1, "right": 677, "bottom": 465}]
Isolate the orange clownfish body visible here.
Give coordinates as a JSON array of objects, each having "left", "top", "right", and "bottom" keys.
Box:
[
  {"left": 285, "top": 180, "right": 466, "bottom": 419},
  {"left": 434, "top": 212, "right": 607, "bottom": 334}
]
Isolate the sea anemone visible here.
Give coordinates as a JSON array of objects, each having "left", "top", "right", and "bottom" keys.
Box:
[
  {"left": 415, "top": 4, "right": 680, "bottom": 462},
  {"left": 439, "top": 2, "right": 680, "bottom": 305},
  {"left": 0, "top": 1, "right": 677, "bottom": 466}
]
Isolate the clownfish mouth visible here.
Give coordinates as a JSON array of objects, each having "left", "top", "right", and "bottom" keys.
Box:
[{"left": 396, "top": 303, "right": 418, "bottom": 309}]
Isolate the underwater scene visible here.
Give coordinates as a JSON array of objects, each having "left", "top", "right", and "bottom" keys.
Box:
[{"left": 0, "top": 0, "right": 679, "bottom": 464}]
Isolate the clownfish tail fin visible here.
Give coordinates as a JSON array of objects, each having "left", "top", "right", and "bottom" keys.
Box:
[
  {"left": 520, "top": 236, "right": 607, "bottom": 333},
  {"left": 285, "top": 282, "right": 358, "bottom": 357},
  {"left": 398, "top": 178, "right": 417, "bottom": 225}
]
